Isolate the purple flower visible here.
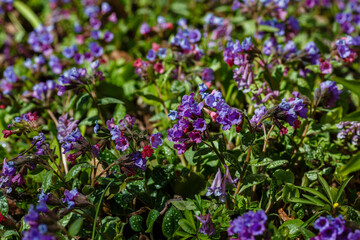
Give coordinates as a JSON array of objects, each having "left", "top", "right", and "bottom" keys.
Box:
[
  {"left": 319, "top": 80, "right": 342, "bottom": 108},
  {"left": 337, "top": 44, "right": 351, "bottom": 58},
  {"left": 103, "top": 31, "right": 114, "bottom": 42},
  {"left": 193, "top": 118, "right": 207, "bottom": 132},
  {"left": 62, "top": 189, "right": 79, "bottom": 209},
  {"left": 195, "top": 214, "right": 216, "bottom": 236},
  {"left": 168, "top": 110, "right": 178, "bottom": 120},
  {"left": 140, "top": 22, "right": 151, "bottom": 35},
  {"left": 63, "top": 46, "right": 75, "bottom": 59},
  {"left": 206, "top": 165, "right": 236, "bottom": 202},
  {"left": 189, "top": 29, "right": 201, "bottom": 43},
  {"left": 115, "top": 136, "right": 129, "bottom": 151},
  {"left": 89, "top": 42, "right": 103, "bottom": 57},
  {"left": 146, "top": 49, "right": 156, "bottom": 62},
  {"left": 201, "top": 68, "right": 214, "bottom": 82},
  {"left": 130, "top": 151, "right": 147, "bottom": 170},
  {"left": 320, "top": 227, "right": 337, "bottom": 240},
  {"left": 320, "top": 61, "right": 332, "bottom": 74},
  {"left": 314, "top": 217, "right": 329, "bottom": 231},
  {"left": 94, "top": 121, "right": 100, "bottom": 134},
  {"left": 101, "top": 2, "right": 111, "bottom": 14},
  {"left": 24, "top": 205, "right": 39, "bottom": 228},
  {"left": 57, "top": 114, "right": 79, "bottom": 143},
  {"left": 157, "top": 48, "right": 167, "bottom": 58},
  {"left": 227, "top": 210, "right": 267, "bottom": 239},
  {"left": 150, "top": 132, "right": 163, "bottom": 149},
  {"left": 199, "top": 83, "right": 208, "bottom": 92},
  {"left": 174, "top": 143, "right": 187, "bottom": 155},
  {"left": 189, "top": 131, "right": 202, "bottom": 143},
  {"left": 3, "top": 66, "right": 17, "bottom": 82},
  {"left": 250, "top": 106, "right": 267, "bottom": 128}
]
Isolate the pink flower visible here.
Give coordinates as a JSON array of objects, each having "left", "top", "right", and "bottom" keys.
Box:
[
  {"left": 154, "top": 62, "right": 164, "bottom": 74},
  {"left": 319, "top": 61, "right": 332, "bottom": 74},
  {"left": 152, "top": 43, "right": 160, "bottom": 52}
]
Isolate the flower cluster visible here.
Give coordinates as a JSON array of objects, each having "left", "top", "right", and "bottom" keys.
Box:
[
  {"left": 251, "top": 82, "right": 279, "bottom": 107},
  {"left": 259, "top": 17, "right": 299, "bottom": 40},
  {"left": 203, "top": 13, "right": 233, "bottom": 45},
  {"left": 335, "top": 2, "right": 360, "bottom": 34},
  {"left": 28, "top": 25, "right": 54, "bottom": 56},
  {"left": 167, "top": 93, "right": 206, "bottom": 154},
  {"left": 57, "top": 64, "right": 103, "bottom": 96},
  {"left": 2, "top": 112, "right": 39, "bottom": 138},
  {"left": 134, "top": 43, "right": 166, "bottom": 76},
  {"left": 0, "top": 159, "right": 24, "bottom": 193},
  {"left": 202, "top": 90, "right": 243, "bottom": 131},
  {"left": 0, "top": 66, "right": 18, "bottom": 95},
  {"left": 275, "top": 96, "right": 308, "bottom": 133},
  {"left": 62, "top": 189, "right": 79, "bottom": 209},
  {"left": 22, "top": 192, "right": 56, "bottom": 240},
  {"left": 314, "top": 80, "right": 342, "bottom": 108},
  {"left": 170, "top": 26, "right": 204, "bottom": 61},
  {"left": 336, "top": 36, "right": 360, "bottom": 63},
  {"left": 223, "top": 37, "right": 255, "bottom": 92},
  {"left": 227, "top": 210, "right": 267, "bottom": 239},
  {"left": 140, "top": 16, "right": 173, "bottom": 35},
  {"left": 311, "top": 215, "right": 360, "bottom": 240},
  {"left": 337, "top": 121, "right": 360, "bottom": 146},
  {"left": 32, "top": 80, "right": 57, "bottom": 100},
  {"left": 206, "top": 165, "right": 236, "bottom": 202},
  {"left": 103, "top": 115, "right": 163, "bottom": 170}
]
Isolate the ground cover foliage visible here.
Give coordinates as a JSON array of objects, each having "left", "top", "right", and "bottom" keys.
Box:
[{"left": 0, "top": 0, "right": 360, "bottom": 239}]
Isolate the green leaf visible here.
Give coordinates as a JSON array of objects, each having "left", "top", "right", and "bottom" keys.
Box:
[
  {"left": 194, "top": 147, "right": 212, "bottom": 158},
  {"left": 242, "top": 132, "right": 255, "bottom": 147},
  {"left": 273, "top": 169, "right": 294, "bottom": 184},
  {"left": 0, "top": 192, "right": 9, "bottom": 216},
  {"left": 332, "top": 77, "right": 360, "bottom": 97},
  {"left": 289, "top": 197, "right": 321, "bottom": 206},
  {"left": 338, "top": 152, "right": 360, "bottom": 176},
  {"left": 66, "top": 163, "right": 94, "bottom": 182},
  {"left": 250, "top": 158, "right": 273, "bottom": 167},
  {"left": 258, "top": 24, "right": 280, "bottom": 32},
  {"left": 184, "top": 148, "right": 195, "bottom": 164},
  {"left": 335, "top": 176, "right": 353, "bottom": 204},
  {"left": 302, "top": 194, "right": 326, "bottom": 207},
  {"left": 59, "top": 213, "right": 74, "bottom": 227},
  {"left": 279, "top": 219, "right": 304, "bottom": 238},
  {"left": 13, "top": 1, "right": 41, "bottom": 28},
  {"left": 1, "top": 230, "right": 20, "bottom": 239},
  {"left": 218, "top": 135, "right": 226, "bottom": 153},
  {"left": 171, "top": 201, "right": 196, "bottom": 211},
  {"left": 162, "top": 206, "right": 182, "bottom": 238},
  {"left": 97, "top": 97, "right": 124, "bottom": 105},
  {"left": 301, "top": 210, "right": 325, "bottom": 228},
  {"left": 300, "top": 228, "right": 316, "bottom": 240},
  {"left": 76, "top": 93, "right": 90, "bottom": 110},
  {"left": 266, "top": 160, "right": 288, "bottom": 170},
  {"left": 178, "top": 219, "right": 196, "bottom": 235},
  {"left": 296, "top": 186, "right": 331, "bottom": 205},
  {"left": 68, "top": 218, "right": 84, "bottom": 237},
  {"left": 145, "top": 210, "right": 160, "bottom": 233},
  {"left": 42, "top": 170, "right": 53, "bottom": 193},
  {"left": 317, "top": 174, "right": 333, "bottom": 204},
  {"left": 239, "top": 174, "right": 267, "bottom": 193},
  {"left": 129, "top": 215, "right": 143, "bottom": 232}
]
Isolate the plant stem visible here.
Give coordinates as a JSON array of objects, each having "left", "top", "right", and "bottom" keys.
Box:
[
  {"left": 91, "top": 180, "right": 113, "bottom": 240},
  {"left": 262, "top": 124, "right": 275, "bottom": 157},
  {"left": 234, "top": 144, "right": 253, "bottom": 199}
]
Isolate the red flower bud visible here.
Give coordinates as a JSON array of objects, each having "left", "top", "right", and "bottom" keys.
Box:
[
  {"left": 141, "top": 145, "right": 154, "bottom": 158},
  {"left": 2, "top": 130, "right": 12, "bottom": 138}
]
